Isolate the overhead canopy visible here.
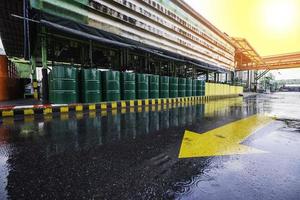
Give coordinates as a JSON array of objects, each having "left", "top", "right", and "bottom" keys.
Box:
[
  {"left": 231, "top": 37, "right": 266, "bottom": 71},
  {"left": 40, "top": 12, "right": 229, "bottom": 73}
]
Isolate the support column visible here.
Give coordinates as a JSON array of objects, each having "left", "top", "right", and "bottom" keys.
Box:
[
  {"left": 41, "top": 28, "right": 49, "bottom": 103},
  {"left": 206, "top": 72, "right": 209, "bottom": 81},
  {"left": 214, "top": 73, "right": 217, "bottom": 82}
]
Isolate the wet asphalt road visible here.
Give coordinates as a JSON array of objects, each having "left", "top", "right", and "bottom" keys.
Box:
[{"left": 0, "top": 92, "right": 300, "bottom": 200}]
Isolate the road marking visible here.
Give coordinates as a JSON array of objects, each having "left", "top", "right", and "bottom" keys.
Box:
[{"left": 179, "top": 115, "right": 274, "bottom": 158}]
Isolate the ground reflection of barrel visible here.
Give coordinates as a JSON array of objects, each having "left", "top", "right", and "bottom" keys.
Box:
[
  {"left": 121, "top": 111, "right": 137, "bottom": 140},
  {"left": 136, "top": 110, "right": 149, "bottom": 136},
  {"left": 77, "top": 115, "right": 102, "bottom": 149},
  {"left": 159, "top": 108, "right": 170, "bottom": 129},
  {"left": 149, "top": 108, "right": 160, "bottom": 133},
  {"left": 102, "top": 113, "right": 121, "bottom": 144},
  {"left": 169, "top": 107, "right": 179, "bottom": 127},
  {"left": 178, "top": 106, "right": 186, "bottom": 127}
]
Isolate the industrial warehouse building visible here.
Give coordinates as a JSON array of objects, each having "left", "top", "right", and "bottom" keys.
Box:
[{"left": 0, "top": 0, "right": 252, "bottom": 103}]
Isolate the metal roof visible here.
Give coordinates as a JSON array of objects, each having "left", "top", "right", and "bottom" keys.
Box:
[{"left": 231, "top": 37, "right": 265, "bottom": 68}]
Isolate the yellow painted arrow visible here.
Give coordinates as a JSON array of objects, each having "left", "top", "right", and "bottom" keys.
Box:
[{"left": 179, "top": 115, "right": 274, "bottom": 158}]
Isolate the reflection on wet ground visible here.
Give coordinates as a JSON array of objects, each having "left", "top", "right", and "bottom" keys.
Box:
[{"left": 0, "top": 93, "right": 300, "bottom": 199}]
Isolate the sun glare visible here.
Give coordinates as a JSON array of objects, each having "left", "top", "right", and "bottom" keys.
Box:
[{"left": 262, "top": 0, "right": 297, "bottom": 33}]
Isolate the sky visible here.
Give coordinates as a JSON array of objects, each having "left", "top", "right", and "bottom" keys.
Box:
[{"left": 185, "top": 0, "right": 300, "bottom": 80}]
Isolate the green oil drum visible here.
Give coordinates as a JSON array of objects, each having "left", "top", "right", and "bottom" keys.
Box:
[
  {"left": 196, "top": 80, "right": 202, "bottom": 96},
  {"left": 49, "top": 65, "right": 79, "bottom": 104},
  {"left": 160, "top": 76, "right": 169, "bottom": 98},
  {"left": 186, "top": 78, "right": 192, "bottom": 97},
  {"left": 169, "top": 77, "right": 178, "bottom": 98},
  {"left": 121, "top": 72, "right": 136, "bottom": 100},
  {"left": 81, "top": 68, "right": 101, "bottom": 103},
  {"left": 192, "top": 79, "right": 197, "bottom": 96},
  {"left": 178, "top": 78, "right": 186, "bottom": 97},
  {"left": 149, "top": 74, "right": 159, "bottom": 99},
  {"left": 136, "top": 73, "right": 149, "bottom": 99},
  {"left": 102, "top": 71, "right": 120, "bottom": 102}
]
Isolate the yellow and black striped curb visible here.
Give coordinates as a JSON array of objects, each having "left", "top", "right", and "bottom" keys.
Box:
[{"left": 0, "top": 95, "right": 239, "bottom": 120}]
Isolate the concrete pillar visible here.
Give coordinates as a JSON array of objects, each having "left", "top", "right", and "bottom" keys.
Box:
[{"left": 41, "top": 28, "right": 48, "bottom": 103}]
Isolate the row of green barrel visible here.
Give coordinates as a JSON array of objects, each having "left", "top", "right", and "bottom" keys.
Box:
[{"left": 49, "top": 66, "right": 205, "bottom": 104}]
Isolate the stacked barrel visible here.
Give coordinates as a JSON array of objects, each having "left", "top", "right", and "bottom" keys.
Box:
[{"left": 48, "top": 66, "right": 243, "bottom": 104}]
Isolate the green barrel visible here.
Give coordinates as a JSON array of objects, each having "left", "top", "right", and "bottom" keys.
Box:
[
  {"left": 121, "top": 72, "right": 136, "bottom": 100},
  {"left": 178, "top": 78, "right": 186, "bottom": 97},
  {"left": 186, "top": 78, "right": 192, "bottom": 97},
  {"left": 149, "top": 74, "right": 159, "bottom": 99},
  {"left": 102, "top": 71, "right": 120, "bottom": 102},
  {"left": 192, "top": 79, "right": 197, "bottom": 96},
  {"left": 160, "top": 76, "right": 169, "bottom": 98},
  {"left": 196, "top": 80, "right": 202, "bottom": 96},
  {"left": 49, "top": 66, "right": 78, "bottom": 104},
  {"left": 169, "top": 77, "right": 178, "bottom": 98},
  {"left": 80, "top": 68, "right": 101, "bottom": 103},
  {"left": 136, "top": 73, "right": 149, "bottom": 99}
]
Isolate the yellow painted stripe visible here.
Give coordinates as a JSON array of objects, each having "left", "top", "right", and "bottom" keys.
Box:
[
  {"left": 2, "top": 110, "right": 14, "bottom": 117},
  {"left": 24, "top": 109, "right": 34, "bottom": 115},
  {"left": 89, "top": 104, "right": 96, "bottom": 110},
  {"left": 75, "top": 105, "right": 83, "bottom": 112},
  {"left": 168, "top": 98, "right": 172, "bottom": 104},
  {"left": 60, "top": 107, "right": 69, "bottom": 113},
  {"left": 101, "top": 103, "right": 107, "bottom": 110},
  {"left": 137, "top": 100, "right": 142, "bottom": 106},
  {"left": 121, "top": 101, "right": 126, "bottom": 108},
  {"left": 163, "top": 99, "right": 167, "bottom": 104},
  {"left": 111, "top": 102, "right": 117, "bottom": 109},
  {"left": 130, "top": 100, "right": 135, "bottom": 107},
  {"left": 121, "top": 108, "right": 126, "bottom": 114},
  {"left": 145, "top": 99, "right": 149, "bottom": 106},
  {"left": 130, "top": 108, "right": 135, "bottom": 113},
  {"left": 157, "top": 99, "right": 161, "bottom": 105},
  {"left": 151, "top": 99, "right": 156, "bottom": 105}
]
